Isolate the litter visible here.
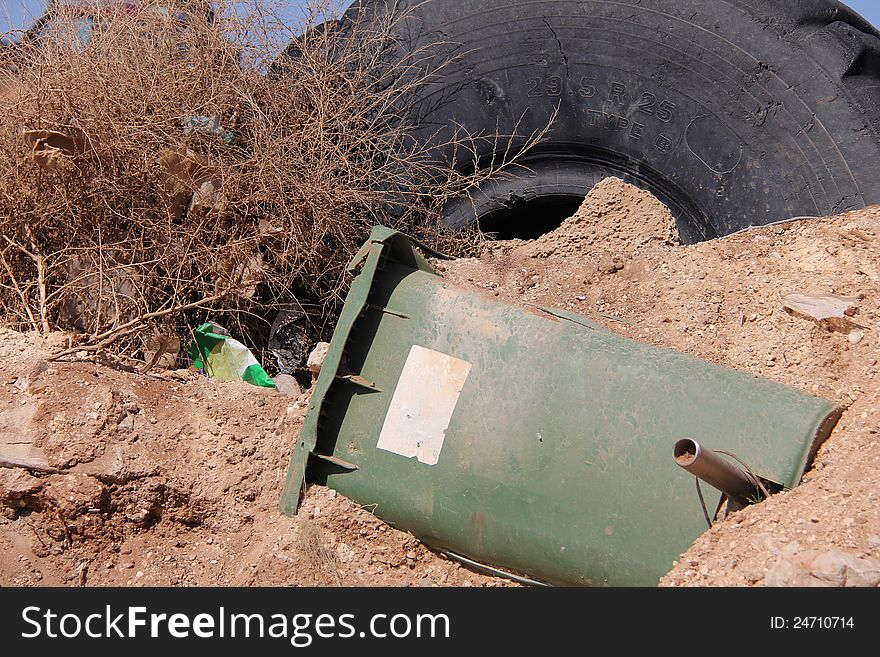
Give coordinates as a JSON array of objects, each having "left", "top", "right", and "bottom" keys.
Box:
[
  {"left": 160, "top": 146, "right": 226, "bottom": 218},
  {"left": 187, "top": 322, "right": 275, "bottom": 388},
  {"left": 183, "top": 115, "right": 237, "bottom": 145},
  {"left": 782, "top": 292, "right": 860, "bottom": 331},
  {"left": 24, "top": 126, "right": 93, "bottom": 170}
]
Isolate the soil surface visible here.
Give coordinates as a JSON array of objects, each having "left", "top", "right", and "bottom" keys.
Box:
[
  {"left": 2, "top": 176, "right": 879, "bottom": 587},
  {"left": 0, "top": 331, "right": 505, "bottom": 587}
]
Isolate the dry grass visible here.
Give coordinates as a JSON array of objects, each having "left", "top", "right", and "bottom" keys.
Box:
[{"left": 0, "top": 0, "right": 547, "bottom": 363}]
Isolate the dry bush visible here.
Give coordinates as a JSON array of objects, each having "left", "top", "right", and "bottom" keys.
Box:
[{"left": 0, "top": 0, "right": 546, "bottom": 364}]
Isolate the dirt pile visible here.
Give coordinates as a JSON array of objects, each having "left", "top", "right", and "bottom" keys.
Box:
[
  {"left": 439, "top": 178, "right": 880, "bottom": 586},
  {"left": 0, "top": 330, "right": 505, "bottom": 587},
  {"left": 523, "top": 176, "right": 679, "bottom": 261}
]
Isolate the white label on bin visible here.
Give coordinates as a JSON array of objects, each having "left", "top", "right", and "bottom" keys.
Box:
[{"left": 376, "top": 345, "right": 471, "bottom": 465}]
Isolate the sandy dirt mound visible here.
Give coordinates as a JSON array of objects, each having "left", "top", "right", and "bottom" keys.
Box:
[
  {"left": 439, "top": 178, "right": 880, "bottom": 586},
  {"left": 0, "top": 331, "right": 506, "bottom": 587},
  {"left": 523, "top": 176, "right": 679, "bottom": 260}
]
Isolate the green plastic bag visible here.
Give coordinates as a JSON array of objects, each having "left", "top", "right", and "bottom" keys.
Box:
[{"left": 187, "top": 322, "right": 276, "bottom": 388}]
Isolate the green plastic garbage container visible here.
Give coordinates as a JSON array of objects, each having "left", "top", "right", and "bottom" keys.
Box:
[{"left": 281, "top": 226, "right": 839, "bottom": 585}]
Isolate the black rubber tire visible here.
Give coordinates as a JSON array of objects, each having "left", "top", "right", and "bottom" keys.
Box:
[{"left": 345, "top": 0, "right": 880, "bottom": 241}]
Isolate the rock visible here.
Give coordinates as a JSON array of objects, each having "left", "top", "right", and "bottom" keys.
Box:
[
  {"left": 272, "top": 374, "right": 302, "bottom": 398},
  {"left": 24, "top": 360, "right": 49, "bottom": 394},
  {"left": 307, "top": 342, "right": 331, "bottom": 375},
  {"left": 79, "top": 443, "right": 157, "bottom": 484},
  {"left": 27, "top": 378, "right": 47, "bottom": 394},
  {"left": 170, "top": 369, "right": 192, "bottom": 381},
  {"left": 750, "top": 532, "right": 779, "bottom": 554},
  {"left": 0, "top": 469, "right": 45, "bottom": 509},
  {"left": 598, "top": 256, "right": 624, "bottom": 275},
  {"left": 42, "top": 474, "right": 108, "bottom": 517},
  {"left": 848, "top": 331, "right": 864, "bottom": 345},
  {"left": 766, "top": 544, "right": 880, "bottom": 587},
  {"left": 336, "top": 543, "right": 356, "bottom": 563},
  {"left": 782, "top": 292, "right": 859, "bottom": 331}
]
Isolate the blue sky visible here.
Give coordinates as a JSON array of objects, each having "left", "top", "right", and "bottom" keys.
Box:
[{"left": 2, "top": 0, "right": 879, "bottom": 37}]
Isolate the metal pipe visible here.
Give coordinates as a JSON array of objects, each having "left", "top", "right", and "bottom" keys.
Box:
[{"left": 673, "top": 438, "right": 761, "bottom": 502}]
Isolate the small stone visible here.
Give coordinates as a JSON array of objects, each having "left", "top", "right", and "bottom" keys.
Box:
[
  {"left": 598, "top": 256, "right": 624, "bottom": 275},
  {"left": 307, "top": 342, "right": 331, "bottom": 375},
  {"left": 272, "top": 374, "right": 302, "bottom": 397},
  {"left": 782, "top": 292, "right": 859, "bottom": 330},
  {"left": 0, "top": 469, "right": 44, "bottom": 509},
  {"left": 751, "top": 532, "right": 779, "bottom": 554},
  {"left": 848, "top": 331, "right": 864, "bottom": 345},
  {"left": 336, "top": 543, "right": 355, "bottom": 563},
  {"left": 766, "top": 546, "right": 880, "bottom": 587},
  {"left": 27, "top": 377, "right": 47, "bottom": 394}
]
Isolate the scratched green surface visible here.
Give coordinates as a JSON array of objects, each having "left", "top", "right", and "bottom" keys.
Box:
[{"left": 281, "top": 227, "right": 839, "bottom": 586}]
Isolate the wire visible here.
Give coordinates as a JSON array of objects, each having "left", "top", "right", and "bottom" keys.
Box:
[
  {"left": 727, "top": 215, "right": 821, "bottom": 237},
  {"left": 695, "top": 477, "right": 712, "bottom": 529},
  {"left": 440, "top": 551, "right": 551, "bottom": 587},
  {"left": 715, "top": 450, "right": 771, "bottom": 501}
]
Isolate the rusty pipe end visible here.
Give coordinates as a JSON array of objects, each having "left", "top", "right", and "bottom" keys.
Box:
[
  {"left": 673, "top": 438, "right": 700, "bottom": 467},
  {"left": 672, "top": 438, "right": 761, "bottom": 502}
]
